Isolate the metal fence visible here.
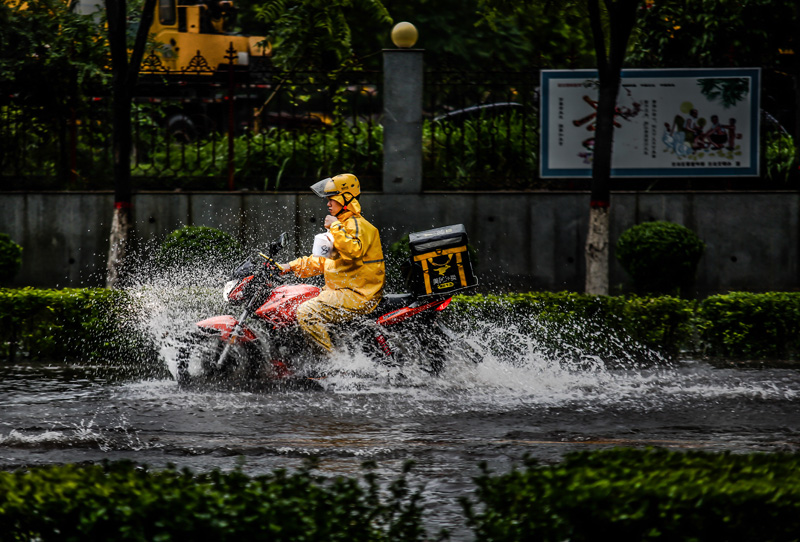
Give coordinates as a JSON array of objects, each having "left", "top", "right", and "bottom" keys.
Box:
[
  {"left": 0, "top": 46, "right": 544, "bottom": 192},
  {"left": 3, "top": 51, "right": 799, "bottom": 193},
  {"left": 1, "top": 48, "right": 384, "bottom": 192},
  {"left": 423, "top": 70, "right": 540, "bottom": 190}
]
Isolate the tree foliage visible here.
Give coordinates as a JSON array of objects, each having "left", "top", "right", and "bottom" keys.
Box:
[
  {"left": 238, "top": 0, "right": 596, "bottom": 72},
  {"left": 0, "top": 0, "right": 109, "bottom": 106},
  {"left": 394, "top": 0, "right": 594, "bottom": 71},
  {"left": 0, "top": 0, "right": 109, "bottom": 182},
  {"left": 250, "top": 0, "right": 393, "bottom": 71},
  {"left": 628, "top": 0, "right": 798, "bottom": 69},
  {"left": 0, "top": 234, "right": 23, "bottom": 283}
]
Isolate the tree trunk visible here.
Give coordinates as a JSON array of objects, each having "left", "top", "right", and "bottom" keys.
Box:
[
  {"left": 105, "top": 55, "right": 133, "bottom": 288},
  {"left": 584, "top": 75, "right": 620, "bottom": 295},
  {"left": 106, "top": 205, "right": 131, "bottom": 288},
  {"left": 105, "top": 0, "right": 131, "bottom": 289},
  {"left": 584, "top": 0, "right": 640, "bottom": 295},
  {"left": 103, "top": 0, "right": 156, "bottom": 288},
  {"left": 584, "top": 205, "right": 610, "bottom": 294}
]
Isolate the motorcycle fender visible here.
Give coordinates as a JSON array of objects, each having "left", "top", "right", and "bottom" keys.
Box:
[
  {"left": 195, "top": 315, "right": 258, "bottom": 342},
  {"left": 376, "top": 298, "right": 450, "bottom": 326}
]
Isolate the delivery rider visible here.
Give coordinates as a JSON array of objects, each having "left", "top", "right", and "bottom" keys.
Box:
[{"left": 281, "top": 173, "right": 385, "bottom": 352}]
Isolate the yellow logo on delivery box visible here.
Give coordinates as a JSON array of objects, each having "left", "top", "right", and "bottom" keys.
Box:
[{"left": 434, "top": 264, "right": 451, "bottom": 276}]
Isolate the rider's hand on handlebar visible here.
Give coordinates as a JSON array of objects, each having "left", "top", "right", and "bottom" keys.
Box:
[{"left": 278, "top": 263, "right": 291, "bottom": 275}]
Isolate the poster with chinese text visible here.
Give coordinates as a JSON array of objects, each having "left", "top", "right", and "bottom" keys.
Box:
[{"left": 540, "top": 68, "right": 760, "bottom": 178}]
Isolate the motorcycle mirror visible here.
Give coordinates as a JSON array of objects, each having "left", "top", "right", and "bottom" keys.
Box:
[{"left": 268, "top": 232, "right": 288, "bottom": 255}]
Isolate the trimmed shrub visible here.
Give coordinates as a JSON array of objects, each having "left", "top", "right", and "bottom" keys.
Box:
[
  {"left": 0, "top": 460, "right": 428, "bottom": 541},
  {"left": 3, "top": 451, "right": 797, "bottom": 541},
  {"left": 697, "top": 291, "right": 800, "bottom": 359},
  {"left": 2, "top": 287, "right": 799, "bottom": 364},
  {"left": 0, "top": 287, "right": 159, "bottom": 370},
  {"left": 464, "top": 448, "right": 800, "bottom": 542},
  {"left": 0, "top": 233, "right": 23, "bottom": 283},
  {"left": 616, "top": 221, "right": 705, "bottom": 297},
  {"left": 155, "top": 225, "right": 243, "bottom": 270},
  {"left": 450, "top": 292, "right": 696, "bottom": 362}
]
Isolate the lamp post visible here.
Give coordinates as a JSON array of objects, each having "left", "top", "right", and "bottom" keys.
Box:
[{"left": 382, "top": 22, "right": 423, "bottom": 193}]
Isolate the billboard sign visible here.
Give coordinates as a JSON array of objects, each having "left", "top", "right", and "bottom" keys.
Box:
[{"left": 540, "top": 68, "right": 761, "bottom": 178}]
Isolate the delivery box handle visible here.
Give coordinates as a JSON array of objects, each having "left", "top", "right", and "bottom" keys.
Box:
[{"left": 413, "top": 245, "right": 467, "bottom": 262}]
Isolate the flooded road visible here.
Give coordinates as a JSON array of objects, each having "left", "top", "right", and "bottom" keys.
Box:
[{"left": 1, "top": 355, "right": 798, "bottom": 533}]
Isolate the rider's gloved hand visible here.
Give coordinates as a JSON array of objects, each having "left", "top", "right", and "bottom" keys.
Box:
[{"left": 278, "top": 263, "right": 291, "bottom": 275}]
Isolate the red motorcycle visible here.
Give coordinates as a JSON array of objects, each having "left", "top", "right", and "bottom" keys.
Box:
[{"left": 175, "top": 228, "right": 478, "bottom": 390}]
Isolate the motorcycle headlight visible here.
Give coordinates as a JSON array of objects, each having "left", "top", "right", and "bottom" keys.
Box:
[{"left": 223, "top": 279, "right": 238, "bottom": 302}]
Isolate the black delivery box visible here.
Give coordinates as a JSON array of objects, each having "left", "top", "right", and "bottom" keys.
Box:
[{"left": 406, "top": 224, "right": 478, "bottom": 297}]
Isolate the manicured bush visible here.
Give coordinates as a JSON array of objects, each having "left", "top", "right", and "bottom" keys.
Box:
[
  {"left": 0, "top": 287, "right": 159, "bottom": 369},
  {"left": 0, "top": 232, "right": 23, "bottom": 283},
  {"left": 2, "top": 451, "right": 798, "bottom": 541},
  {"left": 696, "top": 291, "right": 800, "bottom": 359},
  {"left": 616, "top": 221, "right": 705, "bottom": 297},
  {"left": 0, "top": 460, "right": 429, "bottom": 542},
  {"left": 451, "top": 292, "right": 696, "bottom": 363},
  {"left": 155, "top": 225, "right": 243, "bottom": 270},
  {"left": 1, "top": 287, "right": 798, "bottom": 364},
  {"left": 464, "top": 448, "right": 800, "bottom": 542}
]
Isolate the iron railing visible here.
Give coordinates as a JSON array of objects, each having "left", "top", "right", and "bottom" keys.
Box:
[
  {"left": 1, "top": 45, "right": 546, "bottom": 192},
  {"left": 1, "top": 46, "right": 384, "bottom": 192},
  {"left": 423, "top": 69, "right": 540, "bottom": 190},
  {"left": 2, "top": 50, "right": 798, "bottom": 192}
]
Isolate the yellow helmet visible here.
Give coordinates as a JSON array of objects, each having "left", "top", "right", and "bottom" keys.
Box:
[{"left": 310, "top": 173, "right": 361, "bottom": 205}]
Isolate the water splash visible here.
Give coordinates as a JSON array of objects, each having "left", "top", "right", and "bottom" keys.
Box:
[
  {"left": 122, "top": 238, "right": 235, "bottom": 379},
  {"left": 120, "top": 247, "right": 684, "bottom": 401},
  {"left": 0, "top": 418, "right": 151, "bottom": 453},
  {"left": 116, "top": 233, "right": 798, "bottom": 415}
]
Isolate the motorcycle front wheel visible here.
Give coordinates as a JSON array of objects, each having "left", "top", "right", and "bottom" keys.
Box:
[{"left": 175, "top": 331, "right": 264, "bottom": 390}]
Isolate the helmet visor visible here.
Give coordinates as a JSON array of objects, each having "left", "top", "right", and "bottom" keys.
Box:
[{"left": 310, "top": 177, "right": 337, "bottom": 198}]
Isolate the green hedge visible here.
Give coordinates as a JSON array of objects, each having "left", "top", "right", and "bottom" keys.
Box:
[
  {"left": 452, "top": 291, "right": 800, "bottom": 361},
  {"left": 697, "top": 292, "right": 800, "bottom": 359},
  {"left": 0, "top": 460, "right": 427, "bottom": 542},
  {"left": 1, "top": 450, "right": 798, "bottom": 541},
  {"left": 0, "top": 287, "right": 158, "bottom": 369},
  {"left": 449, "top": 292, "right": 696, "bottom": 362},
  {"left": 615, "top": 221, "right": 705, "bottom": 297},
  {"left": 464, "top": 448, "right": 800, "bottom": 541},
  {"left": 3, "top": 288, "right": 800, "bottom": 363}
]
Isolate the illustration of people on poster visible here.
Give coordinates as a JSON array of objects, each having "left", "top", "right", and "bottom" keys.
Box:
[{"left": 540, "top": 68, "right": 760, "bottom": 178}]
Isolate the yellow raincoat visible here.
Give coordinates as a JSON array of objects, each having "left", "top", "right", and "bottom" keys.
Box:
[{"left": 286, "top": 198, "right": 385, "bottom": 351}]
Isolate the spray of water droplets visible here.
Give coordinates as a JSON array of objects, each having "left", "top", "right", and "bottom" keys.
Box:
[{"left": 113, "top": 226, "right": 800, "bottom": 414}]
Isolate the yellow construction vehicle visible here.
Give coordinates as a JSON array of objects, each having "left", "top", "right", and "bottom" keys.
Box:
[
  {"left": 71, "top": 0, "right": 271, "bottom": 74},
  {"left": 146, "top": 0, "right": 270, "bottom": 73}
]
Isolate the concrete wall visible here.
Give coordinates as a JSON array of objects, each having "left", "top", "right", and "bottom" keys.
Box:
[{"left": 0, "top": 191, "right": 797, "bottom": 295}]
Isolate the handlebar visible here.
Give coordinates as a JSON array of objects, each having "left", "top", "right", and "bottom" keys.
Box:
[
  {"left": 257, "top": 252, "right": 290, "bottom": 283},
  {"left": 258, "top": 251, "right": 284, "bottom": 271}
]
